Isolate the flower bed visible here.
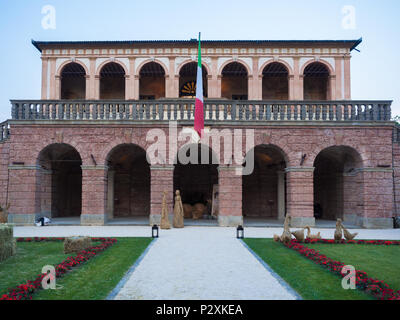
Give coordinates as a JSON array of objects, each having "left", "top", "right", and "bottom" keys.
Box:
[
  {"left": 0, "top": 237, "right": 117, "bottom": 300},
  {"left": 304, "top": 238, "right": 400, "bottom": 246},
  {"left": 284, "top": 239, "right": 400, "bottom": 300}
]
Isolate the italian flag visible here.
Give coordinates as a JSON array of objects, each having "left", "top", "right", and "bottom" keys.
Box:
[{"left": 194, "top": 32, "right": 204, "bottom": 138}]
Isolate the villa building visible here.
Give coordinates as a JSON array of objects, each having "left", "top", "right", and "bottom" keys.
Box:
[{"left": 0, "top": 38, "right": 398, "bottom": 228}]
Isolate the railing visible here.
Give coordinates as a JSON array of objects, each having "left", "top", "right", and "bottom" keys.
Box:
[
  {"left": 10, "top": 99, "right": 392, "bottom": 122},
  {"left": 0, "top": 121, "right": 10, "bottom": 142}
]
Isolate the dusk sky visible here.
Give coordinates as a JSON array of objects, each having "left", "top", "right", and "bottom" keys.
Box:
[{"left": 0, "top": 0, "right": 399, "bottom": 121}]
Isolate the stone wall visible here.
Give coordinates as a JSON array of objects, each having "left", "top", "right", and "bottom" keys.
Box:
[{"left": 3, "top": 123, "right": 396, "bottom": 228}]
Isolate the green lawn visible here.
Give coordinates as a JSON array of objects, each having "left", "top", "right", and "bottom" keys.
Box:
[
  {"left": 308, "top": 243, "right": 400, "bottom": 291},
  {"left": 0, "top": 237, "right": 153, "bottom": 300},
  {"left": 243, "top": 238, "right": 373, "bottom": 300},
  {"left": 0, "top": 241, "right": 71, "bottom": 296}
]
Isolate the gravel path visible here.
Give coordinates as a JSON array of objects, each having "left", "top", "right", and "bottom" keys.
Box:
[
  {"left": 14, "top": 225, "right": 400, "bottom": 300},
  {"left": 112, "top": 227, "right": 298, "bottom": 300}
]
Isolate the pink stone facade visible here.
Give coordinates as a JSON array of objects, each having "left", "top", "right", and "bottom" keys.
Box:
[{"left": 0, "top": 39, "right": 398, "bottom": 228}]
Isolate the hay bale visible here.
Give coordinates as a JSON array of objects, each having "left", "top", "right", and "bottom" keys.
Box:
[
  {"left": 63, "top": 236, "right": 92, "bottom": 254},
  {"left": 183, "top": 204, "right": 193, "bottom": 218},
  {"left": 0, "top": 224, "right": 16, "bottom": 262},
  {"left": 192, "top": 203, "right": 206, "bottom": 220},
  {"left": 0, "top": 210, "right": 7, "bottom": 223}
]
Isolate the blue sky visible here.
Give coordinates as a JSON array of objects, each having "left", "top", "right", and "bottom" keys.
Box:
[{"left": 0, "top": 0, "right": 399, "bottom": 121}]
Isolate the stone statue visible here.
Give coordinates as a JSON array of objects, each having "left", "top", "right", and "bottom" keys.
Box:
[
  {"left": 173, "top": 190, "right": 184, "bottom": 228},
  {"left": 339, "top": 220, "right": 358, "bottom": 240},
  {"left": 160, "top": 191, "right": 171, "bottom": 229},
  {"left": 304, "top": 226, "right": 321, "bottom": 240},
  {"left": 334, "top": 218, "right": 343, "bottom": 242}
]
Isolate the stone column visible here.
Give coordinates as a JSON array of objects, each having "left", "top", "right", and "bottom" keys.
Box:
[
  {"left": 94, "top": 75, "right": 100, "bottom": 99},
  {"left": 133, "top": 75, "right": 140, "bottom": 100},
  {"left": 343, "top": 55, "right": 351, "bottom": 99},
  {"left": 288, "top": 75, "right": 295, "bottom": 100},
  {"left": 166, "top": 57, "right": 176, "bottom": 98},
  {"left": 277, "top": 171, "right": 286, "bottom": 220},
  {"left": 80, "top": 165, "right": 108, "bottom": 226},
  {"left": 106, "top": 170, "right": 115, "bottom": 220},
  {"left": 128, "top": 57, "right": 136, "bottom": 99},
  {"left": 218, "top": 165, "right": 243, "bottom": 227},
  {"left": 125, "top": 75, "right": 130, "bottom": 100},
  {"left": 285, "top": 166, "right": 315, "bottom": 227},
  {"left": 150, "top": 165, "right": 174, "bottom": 225},
  {"left": 361, "top": 168, "right": 394, "bottom": 228},
  {"left": 293, "top": 57, "right": 303, "bottom": 100},
  {"left": 55, "top": 75, "right": 61, "bottom": 99},
  {"left": 49, "top": 58, "right": 56, "bottom": 99},
  {"left": 7, "top": 165, "right": 41, "bottom": 225},
  {"left": 87, "top": 58, "right": 96, "bottom": 99},
  {"left": 41, "top": 57, "right": 49, "bottom": 99}
]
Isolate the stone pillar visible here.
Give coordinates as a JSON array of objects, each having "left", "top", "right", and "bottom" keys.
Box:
[
  {"left": 277, "top": 171, "right": 286, "bottom": 220},
  {"left": 55, "top": 75, "right": 61, "bottom": 99},
  {"left": 128, "top": 57, "right": 136, "bottom": 99},
  {"left": 150, "top": 165, "right": 174, "bottom": 225},
  {"left": 133, "top": 75, "right": 140, "bottom": 100},
  {"left": 208, "top": 57, "right": 219, "bottom": 98},
  {"left": 166, "top": 57, "right": 176, "bottom": 98},
  {"left": 293, "top": 57, "right": 303, "bottom": 100},
  {"left": 285, "top": 167, "right": 315, "bottom": 227},
  {"left": 247, "top": 75, "right": 254, "bottom": 100},
  {"left": 7, "top": 165, "right": 40, "bottom": 225},
  {"left": 125, "top": 75, "right": 130, "bottom": 100},
  {"left": 288, "top": 75, "right": 295, "bottom": 100},
  {"left": 217, "top": 75, "right": 222, "bottom": 98},
  {"left": 49, "top": 58, "right": 56, "bottom": 99},
  {"left": 88, "top": 58, "right": 96, "bottom": 99},
  {"left": 218, "top": 165, "right": 243, "bottom": 227},
  {"left": 343, "top": 55, "right": 351, "bottom": 99},
  {"left": 41, "top": 57, "right": 49, "bottom": 99},
  {"left": 361, "top": 168, "right": 394, "bottom": 228},
  {"left": 328, "top": 75, "right": 336, "bottom": 100},
  {"left": 94, "top": 75, "right": 100, "bottom": 99},
  {"left": 80, "top": 165, "right": 108, "bottom": 225},
  {"left": 106, "top": 170, "right": 115, "bottom": 220}
]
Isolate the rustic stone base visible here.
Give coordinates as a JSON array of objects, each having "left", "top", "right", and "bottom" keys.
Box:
[
  {"left": 358, "top": 217, "right": 393, "bottom": 229},
  {"left": 80, "top": 214, "right": 106, "bottom": 226},
  {"left": 7, "top": 213, "right": 37, "bottom": 225},
  {"left": 218, "top": 215, "right": 243, "bottom": 227},
  {"left": 149, "top": 214, "right": 161, "bottom": 226},
  {"left": 290, "top": 217, "right": 315, "bottom": 228}
]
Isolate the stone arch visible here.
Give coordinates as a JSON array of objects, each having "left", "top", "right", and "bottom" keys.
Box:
[
  {"left": 302, "top": 61, "right": 332, "bottom": 100},
  {"left": 36, "top": 143, "right": 83, "bottom": 218},
  {"left": 242, "top": 144, "right": 288, "bottom": 220},
  {"left": 300, "top": 59, "right": 334, "bottom": 76},
  {"left": 176, "top": 59, "right": 211, "bottom": 76},
  {"left": 173, "top": 143, "right": 219, "bottom": 219},
  {"left": 95, "top": 59, "right": 129, "bottom": 77},
  {"left": 138, "top": 61, "right": 166, "bottom": 99},
  {"left": 258, "top": 59, "right": 293, "bottom": 77},
  {"left": 220, "top": 61, "right": 249, "bottom": 100},
  {"left": 218, "top": 59, "right": 251, "bottom": 77},
  {"left": 313, "top": 145, "right": 364, "bottom": 222},
  {"left": 98, "top": 62, "right": 126, "bottom": 99},
  {"left": 260, "top": 62, "right": 290, "bottom": 100},
  {"left": 178, "top": 61, "right": 209, "bottom": 98},
  {"left": 59, "top": 62, "right": 87, "bottom": 100},
  {"left": 106, "top": 143, "right": 150, "bottom": 219},
  {"left": 57, "top": 59, "right": 89, "bottom": 77}
]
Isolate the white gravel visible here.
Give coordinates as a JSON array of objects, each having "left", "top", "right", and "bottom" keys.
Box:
[{"left": 13, "top": 225, "right": 400, "bottom": 300}]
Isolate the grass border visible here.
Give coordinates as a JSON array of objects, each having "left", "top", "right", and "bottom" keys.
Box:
[
  {"left": 240, "top": 239, "right": 302, "bottom": 300},
  {"left": 106, "top": 238, "right": 156, "bottom": 300}
]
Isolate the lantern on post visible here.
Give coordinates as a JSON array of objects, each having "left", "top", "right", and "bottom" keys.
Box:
[
  {"left": 236, "top": 225, "right": 244, "bottom": 239},
  {"left": 152, "top": 224, "right": 159, "bottom": 238}
]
